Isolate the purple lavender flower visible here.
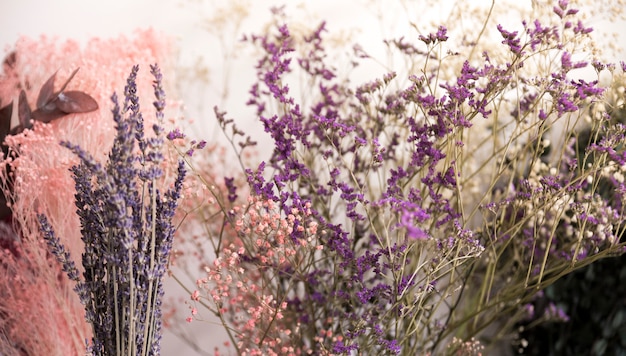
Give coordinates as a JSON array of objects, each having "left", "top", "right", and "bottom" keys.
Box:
[{"left": 39, "top": 64, "right": 185, "bottom": 356}]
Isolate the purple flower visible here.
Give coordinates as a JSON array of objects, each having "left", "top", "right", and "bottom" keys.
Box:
[
  {"left": 419, "top": 25, "right": 449, "bottom": 45},
  {"left": 399, "top": 205, "right": 430, "bottom": 240},
  {"left": 224, "top": 176, "right": 238, "bottom": 203},
  {"left": 545, "top": 303, "right": 570, "bottom": 322},
  {"left": 571, "top": 79, "right": 603, "bottom": 100},
  {"left": 497, "top": 24, "right": 523, "bottom": 55},
  {"left": 208, "top": 9, "right": 624, "bottom": 353},
  {"left": 166, "top": 128, "right": 185, "bottom": 140},
  {"left": 39, "top": 65, "right": 185, "bottom": 355}
]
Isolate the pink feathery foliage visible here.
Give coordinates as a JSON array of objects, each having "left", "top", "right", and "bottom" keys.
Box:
[
  {"left": 0, "top": 29, "right": 177, "bottom": 356},
  {"left": 0, "top": 219, "right": 88, "bottom": 356},
  {"left": 0, "top": 29, "right": 176, "bottom": 256},
  {"left": 0, "top": 29, "right": 176, "bottom": 254}
]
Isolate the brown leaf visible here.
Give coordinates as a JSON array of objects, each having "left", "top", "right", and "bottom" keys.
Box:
[
  {"left": 36, "top": 71, "right": 57, "bottom": 109},
  {"left": 55, "top": 91, "right": 99, "bottom": 113},
  {"left": 0, "top": 101, "right": 13, "bottom": 145},
  {"left": 56, "top": 68, "right": 80, "bottom": 95},
  {"left": 2, "top": 51, "right": 16, "bottom": 71},
  {"left": 17, "top": 90, "right": 32, "bottom": 129},
  {"left": 37, "top": 68, "right": 81, "bottom": 111},
  {"left": 31, "top": 108, "right": 67, "bottom": 123}
]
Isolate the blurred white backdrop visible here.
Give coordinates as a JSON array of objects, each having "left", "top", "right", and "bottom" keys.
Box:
[
  {"left": 1, "top": 1, "right": 625, "bottom": 354},
  {"left": 3, "top": 0, "right": 623, "bottom": 137}
]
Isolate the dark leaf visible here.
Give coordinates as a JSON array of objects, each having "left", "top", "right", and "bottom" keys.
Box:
[
  {"left": 2, "top": 51, "right": 16, "bottom": 71},
  {"left": 17, "top": 90, "right": 32, "bottom": 130},
  {"left": 0, "top": 101, "right": 13, "bottom": 146},
  {"left": 55, "top": 91, "right": 98, "bottom": 113},
  {"left": 36, "top": 71, "right": 57, "bottom": 110},
  {"left": 31, "top": 108, "right": 67, "bottom": 123},
  {"left": 37, "top": 68, "right": 81, "bottom": 111},
  {"left": 56, "top": 68, "right": 80, "bottom": 96}
]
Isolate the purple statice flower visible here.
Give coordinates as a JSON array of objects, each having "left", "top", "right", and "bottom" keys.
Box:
[
  {"left": 298, "top": 22, "right": 335, "bottom": 81},
  {"left": 224, "top": 176, "right": 238, "bottom": 203},
  {"left": 239, "top": 19, "right": 487, "bottom": 353},
  {"left": 545, "top": 303, "right": 570, "bottom": 322},
  {"left": 497, "top": 24, "right": 523, "bottom": 55},
  {"left": 571, "top": 79, "right": 603, "bottom": 100},
  {"left": 419, "top": 25, "right": 449, "bottom": 45},
  {"left": 166, "top": 128, "right": 185, "bottom": 140},
  {"left": 245, "top": 161, "right": 277, "bottom": 200},
  {"left": 332, "top": 340, "right": 359, "bottom": 354},
  {"left": 184, "top": 139, "right": 208, "bottom": 157},
  {"left": 524, "top": 19, "right": 559, "bottom": 51},
  {"left": 213, "top": 3, "right": 620, "bottom": 352},
  {"left": 39, "top": 64, "right": 185, "bottom": 356},
  {"left": 399, "top": 204, "right": 430, "bottom": 240},
  {"left": 572, "top": 20, "right": 593, "bottom": 34},
  {"left": 560, "top": 51, "right": 588, "bottom": 73}
]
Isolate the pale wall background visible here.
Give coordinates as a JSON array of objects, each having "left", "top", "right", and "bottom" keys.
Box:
[{"left": 1, "top": 1, "right": 625, "bottom": 354}]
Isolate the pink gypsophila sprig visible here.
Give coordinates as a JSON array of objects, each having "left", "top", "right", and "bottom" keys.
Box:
[{"left": 190, "top": 195, "right": 323, "bottom": 356}]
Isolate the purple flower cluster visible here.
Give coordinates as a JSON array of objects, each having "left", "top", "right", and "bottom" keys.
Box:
[
  {"left": 228, "top": 15, "right": 501, "bottom": 353},
  {"left": 39, "top": 64, "right": 185, "bottom": 356},
  {"left": 189, "top": 2, "right": 625, "bottom": 354}
]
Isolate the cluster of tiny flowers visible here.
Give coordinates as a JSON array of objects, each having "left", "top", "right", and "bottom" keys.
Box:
[
  {"left": 180, "top": 14, "right": 502, "bottom": 353},
  {"left": 39, "top": 64, "right": 185, "bottom": 356},
  {"left": 447, "top": 337, "right": 485, "bottom": 356},
  {"left": 189, "top": 196, "right": 322, "bottom": 356}
]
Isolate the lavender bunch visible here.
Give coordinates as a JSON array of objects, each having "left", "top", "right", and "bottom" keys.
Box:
[{"left": 38, "top": 64, "right": 185, "bottom": 356}]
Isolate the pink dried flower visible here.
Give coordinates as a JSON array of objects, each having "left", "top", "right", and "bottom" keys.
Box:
[
  {"left": 190, "top": 195, "right": 321, "bottom": 355},
  {"left": 0, "top": 29, "right": 177, "bottom": 355}
]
